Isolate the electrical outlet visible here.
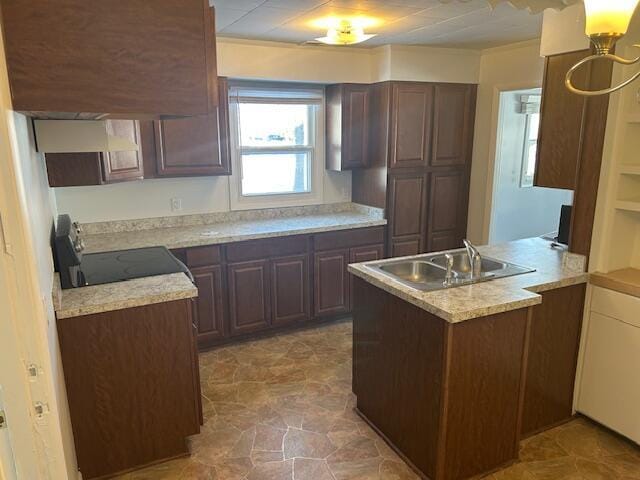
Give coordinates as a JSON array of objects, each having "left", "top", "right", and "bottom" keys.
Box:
[{"left": 170, "top": 198, "right": 182, "bottom": 212}]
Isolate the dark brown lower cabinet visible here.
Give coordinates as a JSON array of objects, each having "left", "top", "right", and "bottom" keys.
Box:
[
  {"left": 182, "top": 227, "right": 385, "bottom": 348},
  {"left": 228, "top": 259, "right": 271, "bottom": 336},
  {"left": 271, "top": 254, "right": 310, "bottom": 326},
  {"left": 190, "top": 264, "right": 226, "bottom": 347},
  {"left": 314, "top": 249, "right": 351, "bottom": 317},
  {"left": 57, "top": 299, "right": 201, "bottom": 480},
  {"left": 349, "top": 244, "right": 384, "bottom": 311},
  {"left": 353, "top": 278, "right": 528, "bottom": 480},
  {"left": 521, "top": 284, "right": 586, "bottom": 437}
]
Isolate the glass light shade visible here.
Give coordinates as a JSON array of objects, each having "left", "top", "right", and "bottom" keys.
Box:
[
  {"left": 315, "top": 20, "right": 376, "bottom": 45},
  {"left": 584, "top": 0, "right": 640, "bottom": 36}
]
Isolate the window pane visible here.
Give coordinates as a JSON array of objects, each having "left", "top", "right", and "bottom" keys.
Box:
[
  {"left": 239, "top": 103, "right": 310, "bottom": 147},
  {"left": 526, "top": 142, "right": 537, "bottom": 177},
  {"left": 528, "top": 113, "right": 540, "bottom": 141},
  {"left": 241, "top": 152, "right": 310, "bottom": 196}
]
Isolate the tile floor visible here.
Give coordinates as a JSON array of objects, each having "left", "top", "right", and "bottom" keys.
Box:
[{"left": 117, "top": 319, "right": 640, "bottom": 480}]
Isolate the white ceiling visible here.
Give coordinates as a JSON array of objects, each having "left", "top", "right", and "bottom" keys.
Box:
[{"left": 210, "top": 0, "right": 542, "bottom": 49}]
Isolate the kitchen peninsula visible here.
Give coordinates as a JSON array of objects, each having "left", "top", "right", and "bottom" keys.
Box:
[{"left": 348, "top": 237, "right": 589, "bottom": 480}]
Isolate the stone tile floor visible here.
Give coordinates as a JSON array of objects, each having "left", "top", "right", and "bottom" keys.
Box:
[{"left": 117, "top": 319, "right": 640, "bottom": 480}]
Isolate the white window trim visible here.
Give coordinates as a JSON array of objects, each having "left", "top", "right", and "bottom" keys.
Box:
[
  {"left": 520, "top": 113, "right": 537, "bottom": 188},
  {"left": 228, "top": 85, "right": 325, "bottom": 211}
]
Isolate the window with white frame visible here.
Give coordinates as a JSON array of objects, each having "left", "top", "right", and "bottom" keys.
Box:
[
  {"left": 519, "top": 94, "right": 541, "bottom": 188},
  {"left": 228, "top": 84, "right": 324, "bottom": 208}
]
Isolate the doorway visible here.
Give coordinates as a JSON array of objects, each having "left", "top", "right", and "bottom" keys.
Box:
[{"left": 489, "top": 88, "right": 573, "bottom": 244}]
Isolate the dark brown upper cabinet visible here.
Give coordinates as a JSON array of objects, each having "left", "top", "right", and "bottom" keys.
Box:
[
  {"left": 431, "top": 84, "right": 475, "bottom": 167},
  {"left": 535, "top": 50, "right": 591, "bottom": 190},
  {"left": 45, "top": 120, "right": 144, "bottom": 187},
  {"left": 326, "top": 84, "right": 370, "bottom": 171},
  {"left": 143, "top": 78, "right": 231, "bottom": 177},
  {"left": 101, "top": 121, "right": 144, "bottom": 183},
  {"left": 0, "top": 0, "right": 218, "bottom": 117},
  {"left": 389, "top": 83, "right": 434, "bottom": 169}
]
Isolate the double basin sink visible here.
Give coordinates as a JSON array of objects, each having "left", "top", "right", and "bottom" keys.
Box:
[{"left": 364, "top": 250, "right": 535, "bottom": 292}]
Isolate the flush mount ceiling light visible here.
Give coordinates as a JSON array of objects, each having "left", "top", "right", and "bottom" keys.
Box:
[
  {"left": 313, "top": 17, "right": 378, "bottom": 45},
  {"left": 564, "top": 0, "right": 640, "bottom": 95}
]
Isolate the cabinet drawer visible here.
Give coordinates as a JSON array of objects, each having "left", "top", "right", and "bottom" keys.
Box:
[
  {"left": 226, "top": 235, "right": 308, "bottom": 263},
  {"left": 185, "top": 245, "right": 222, "bottom": 267},
  {"left": 590, "top": 286, "right": 640, "bottom": 327},
  {"left": 314, "top": 227, "right": 385, "bottom": 251}
]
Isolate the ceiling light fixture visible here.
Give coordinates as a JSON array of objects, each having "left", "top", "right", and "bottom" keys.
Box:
[
  {"left": 565, "top": 0, "right": 640, "bottom": 96},
  {"left": 315, "top": 19, "right": 377, "bottom": 45}
]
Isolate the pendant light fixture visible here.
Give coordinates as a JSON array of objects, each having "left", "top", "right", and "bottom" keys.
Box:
[{"left": 565, "top": 0, "right": 640, "bottom": 96}]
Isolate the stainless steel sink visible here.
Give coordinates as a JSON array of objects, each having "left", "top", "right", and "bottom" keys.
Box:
[
  {"left": 364, "top": 249, "right": 535, "bottom": 292},
  {"left": 378, "top": 261, "right": 458, "bottom": 285},
  {"left": 430, "top": 252, "right": 508, "bottom": 274}
]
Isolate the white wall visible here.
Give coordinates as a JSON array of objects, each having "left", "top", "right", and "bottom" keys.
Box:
[
  {"left": 384, "top": 44, "right": 481, "bottom": 83},
  {"left": 217, "top": 38, "right": 481, "bottom": 84},
  {"left": 490, "top": 90, "right": 573, "bottom": 243},
  {"left": 467, "top": 39, "right": 546, "bottom": 244}
]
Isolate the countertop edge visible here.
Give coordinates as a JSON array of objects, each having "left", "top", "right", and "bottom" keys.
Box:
[
  {"left": 56, "top": 288, "right": 198, "bottom": 319},
  {"left": 348, "top": 264, "right": 589, "bottom": 324},
  {"left": 54, "top": 273, "right": 198, "bottom": 320},
  {"left": 348, "top": 266, "right": 545, "bottom": 323}
]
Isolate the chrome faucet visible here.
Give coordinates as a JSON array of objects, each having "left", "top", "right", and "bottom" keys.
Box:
[{"left": 463, "top": 239, "right": 482, "bottom": 279}]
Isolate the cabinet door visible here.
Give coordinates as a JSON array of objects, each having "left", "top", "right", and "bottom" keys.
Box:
[
  {"left": 522, "top": 284, "right": 586, "bottom": 437},
  {"left": 426, "top": 170, "right": 468, "bottom": 252},
  {"left": 387, "top": 172, "right": 428, "bottom": 257},
  {"left": 431, "top": 84, "right": 475, "bottom": 167},
  {"left": 227, "top": 260, "right": 271, "bottom": 336},
  {"left": 190, "top": 264, "right": 226, "bottom": 347},
  {"left": 152, "top": 78, "right": 231, "bottom": 177},
  {"left": 390, "top": 83, "right": 433, "bottom": 169},
  {"left": 45, "top": 153, "right": 105, "bottom": 187},
  {"left": 271, "top": 254, "right": 310, "bottom": 326},
  {"left": 102, "top": 120, "right": 144, "bottom": 183},
  {"left": 1, "top": 0, "right": 218, "bottom": 116},
  {"left": 349, "top": 244, "right": 384, "bottom": 311},
  {"left": 343, "top": 85, "right": 370, "bottom": 169},
  {"left": 535, "top": 50, "right": 589, "bottom": 190},
  {"left": 314, "top": 249, "right": 350, "bottom": 317},
  {"left": 579, "top": 303, "right": 640, "bottom": 444}
]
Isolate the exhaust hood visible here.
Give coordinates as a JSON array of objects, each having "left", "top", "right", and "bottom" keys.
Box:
[{"left": 34, "top": 120, "right": 139, "bottom": 153}]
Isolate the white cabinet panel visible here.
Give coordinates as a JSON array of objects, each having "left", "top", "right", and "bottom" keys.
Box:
[{"left": 578, "top": 307, "right": 640, "bottom": 444}]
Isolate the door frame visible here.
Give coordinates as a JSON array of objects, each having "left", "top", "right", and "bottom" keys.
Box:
[
  {"left": 482, "top": 81, "right": 542, "bottom": 245},
  {"left": 0, "top": 30, "right": 77, "bottom": 478}
]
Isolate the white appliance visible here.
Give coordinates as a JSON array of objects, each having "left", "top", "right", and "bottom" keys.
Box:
[{"left": 577, "top": 286, "right": 640, "bottom": 444}]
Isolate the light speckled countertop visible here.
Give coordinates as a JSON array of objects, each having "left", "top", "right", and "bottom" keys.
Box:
[
  {"left": 82, "top": 203, "right": 386, "bottom": 253},
  {"left": 348, "top": 237, "right": 588, "bottom": 323},
  {"left": 53, "top": 273, "right": 197, "bottom": 319}
]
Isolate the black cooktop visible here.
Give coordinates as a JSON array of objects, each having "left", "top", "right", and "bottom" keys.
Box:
[{"left": 78, "top": 246, "right": 191, "bottom": 287}]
